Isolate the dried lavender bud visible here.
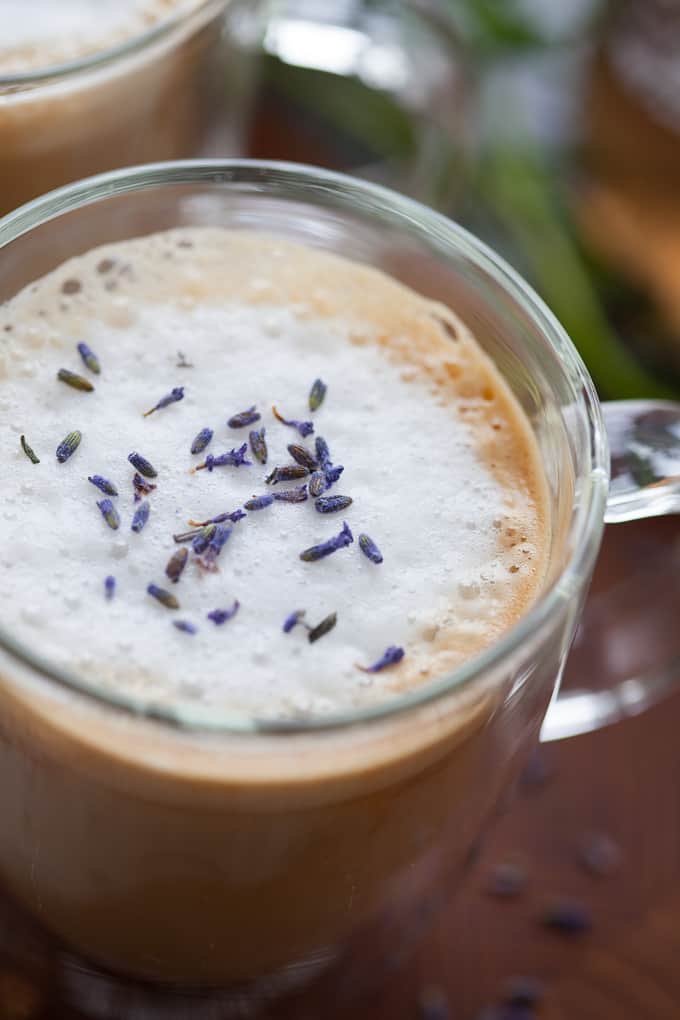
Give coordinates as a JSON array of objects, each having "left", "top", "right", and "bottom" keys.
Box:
[
  {"left": 356, "top": 645, "right": 404, "bottom": 673},
  {"left": 308, "top": 378, "right": 327, "bottom": 412},
  {"left": 128, "top": 451, "right": 157, "bottom": 478},
  {"left": 190, "top": 427, "right": 213, "bottom": 455},
  {"left": 287, "top": 443, "right": 318, "bottom": 470},
  {"left": 359, "top": 533, "right": 383, "bottom": 564},
  {"left": 165, "top": 546, "right": 189, "bottom": 584},
  {"left": 207, "top": 601, "right": 240, "bottom": 625},
  {"left": 315, "top": 495, "right": 352, "bottom": 514},
  {"left": 324, "top": 464, "right": 344, "bottom": 487},
  {"left": 283, "top": 609, "right": 306, "bottom": 633},
  {"left": 57, "top": 368, "right": 94, "bottom": 392},
  {"left": 131, "top": 500, "right": 150, "bottom": 533},
  {"left": 540, "top": 901, "right": 592, "bottom": 935},
  {"left": 578, "top": 834, "right": 621, "bottom": 877},
  {"left": 132, "top": 472, "right": 156, "bottom": 500},
  {"left": 56, "top": 430, "right": 82, "bottom": 463},
  {"left": 487, "top": 861, "right": 527, "bottom": 898},
  {"left": 249, "top": 427, "right": 267, "bottom": 465},
  {"left": 77, "top": 342, "right": 100, "bottom": 374},
  {"left": 309, "top": 471, "right": 327, "bottom": 497},
  {"left": 20, "top": 435, "right": 40, "bottom": 464},
  {"left": 273, "top": 485, "right": 308, "bottom": 503},
  {"left": 104, "top": 576, "right": 116, "bottom": 600},
  {"left": 143, "top": 386, "right": 184, "bottom": 417},
  {"left": 300, "top": 521, "right": 354, "bottom": 562},
  {"left": 173, "top": 620, "right": 197, "bottom": 635},
  {"left": 176, "top": 350, "right": 193, "bottom": 368},
  {"left": 195, "top": 444, "right": 251, "bottom": 471},
  {"left": 308, "top": 612, "right": 337, "bottom": 644},
  {"left": 192, "top": 524, "right": 217, "bottom": 554},
  {"left": 272, "top": 405, "right": 314, "bottom": 438},
  {"left": 187, "top": 509, "right": 246, "bottom": 527},
  {"left": 88, "top": 475, "right": 118, "bottom": 497},
  {"left": 244, "top": 494, "right": 274, "bottom": 511},
  {"left": 314, "top": 436, "right": 331, "bottom": 471},
  {"left": 147, "top": 584, "right": 180, "bottom": 610},
  {"left": 265, "top": 465, "right": 309, "bottom": 485},
  {"left": 228, "top": 405, "right": 260, "bottom": 429},
  {"left": 197, "top": 524, "right": 232, "bottom": 571},
  {"left": 96, "top": 498, "right": 120, "bottom": 531}
]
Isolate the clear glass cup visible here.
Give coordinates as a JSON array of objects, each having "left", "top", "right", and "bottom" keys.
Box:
[
  {"left": 0, "top": 1, "right": 247, "bottom": 217},
  {"left": 0, "top": 160, "right": 670, "bottom": 1015},
  {"left": 226, "top": 0, "right": 472, "bottom": 209}
]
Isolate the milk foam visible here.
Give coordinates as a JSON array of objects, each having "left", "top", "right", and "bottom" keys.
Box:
[
  {"left": 0, "top": 0, "right": 200, "bottom": 74},
  {"left": 0, "top": 229, "right": 547, "bottom": 719}
]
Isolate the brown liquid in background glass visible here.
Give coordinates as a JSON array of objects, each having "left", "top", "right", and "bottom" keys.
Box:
[{"left": 0, "top": 2, "right": 235, "bottom": 217}]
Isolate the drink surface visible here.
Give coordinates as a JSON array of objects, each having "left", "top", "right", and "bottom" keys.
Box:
[
  {"left": 0, "top": 229, "right": 548, "bottom": 721},
  {"left": 0, "top": 0, "right": 201, "bottom": 75}
]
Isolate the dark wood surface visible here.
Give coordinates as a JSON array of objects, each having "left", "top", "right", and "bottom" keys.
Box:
[{"left": 0, "top": 519, "right": 678, "bottom": 1019}]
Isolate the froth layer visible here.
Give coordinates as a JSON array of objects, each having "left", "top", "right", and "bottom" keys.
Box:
[
  {"left": 0, "top": 229, "right": 548, "bottom": 719},
  {"left": 0, "top": 0, "right": 201, "bottom": 75}
]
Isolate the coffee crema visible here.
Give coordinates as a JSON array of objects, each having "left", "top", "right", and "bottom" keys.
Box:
[{"left": 0, "top": 228, "right": 548, "bottom": 721}]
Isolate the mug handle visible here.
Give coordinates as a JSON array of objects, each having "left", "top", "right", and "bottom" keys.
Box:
[{"left": 541, "top": 399, "right": 680, "bottom": 742}]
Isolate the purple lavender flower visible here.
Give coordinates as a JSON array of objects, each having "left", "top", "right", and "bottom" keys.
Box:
[
  {"left": 187, "top": 509, "right": 246, "bottom": 527},
  {"left": 88, "top": 475, "right": 118, "bottom": 497},
  {"left": 132, "top": 472, "right": 156, "bottom": 501},
  {"left": 244, "top": 494, "right": 274, "bottom": 511},
  {"left": 131, "top": 500, "right": 150, "bottom": 533},
  {"left": 273, "top": 485, "right": 308, "bottom": 503},
  {"left": 299, "top": 521, "right": 353, "bottom": 562},
  {"left": 195, "top": 444, "right": 251, "bottom": 471},
  {"left": 104, "top": 576, "right": 116, "bottom": 600},
  {"left": 356, "top": 646, "right": 404, "bottom": 673},
  {"left": 77, "top": 342, "right": 101, "bottom": 374},
  {"left": 308, "top": 378, "right": 327, "bottom": 412},
  {"left": 314, "top": 436, "right": 331, "bottom": 471},
  {"left": 315, "top": 495, "right": 352, "bottom": 514},
  {"left": 165, "top": 547, "right": 189, "bottom": 584},
  {"left": 283, "top": 609, "right": 306, "bottom": 633},
  {"left": 249, "top": 427, "right": 268, "bottom": 465},
  {"left": 143, "top": 386, "right": 185, "bottom": 417},
  {"left": 228, "top": 406, "right": 260, "bottom": 429},
  {"left": 56, "top": 430, "right": 82, "bottom": 463},
  {"left": 265, "top": 465, "right": 309, "bottom": 485},
  {"left": 359, "top": 533, "right": 383, "bottom": 564},
  {"left": 272, "top": 405, "right": 314, "bottom": 438},
  {"left": 207, "top": 601, "right": 240, "bottom": 625},
  {"left": 309, "top": 471, "right": 327, "bottom": 497},
  {"left": 147, "top": 584, "right": 179, "bottom": 610},
  {"left": 128, "top": 451, "right": 157, "bottom": 478},
  {"left": 192, "top": 525, "right": 216, "bottom": 554},
  {"left": 197, "top": 525, "right": 233, "bottom": 571},
  {"left": 324, "top": 464, "right": 344, "bottom": 488},
  {"left": 96, "top": 498, "right": 120, "bottom": 531},
  {"left": 287, "top": 443, "right": 318, "bottom": 470},
  {"left": 191, "top": 427, "right": 213, "bottom": 455},
  {"left": 173, "top": 620, "right": 197, "bottom": 634}
]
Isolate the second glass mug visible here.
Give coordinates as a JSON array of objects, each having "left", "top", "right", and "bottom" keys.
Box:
[{"left": 0, "top": 161, "right": 674, "bottom": 1014}]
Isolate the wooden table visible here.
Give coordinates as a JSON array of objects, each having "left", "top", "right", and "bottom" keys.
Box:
[{"left": 0, "top": 518, "right": 679, "bottom": 1018}]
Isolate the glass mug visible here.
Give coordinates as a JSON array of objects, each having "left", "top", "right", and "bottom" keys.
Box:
[
  {"left": 0, "top": 1, "right": 247, "bottom": 218},
  {"left": 0, "top": 161, "right": 675, "bottom": 1016}
]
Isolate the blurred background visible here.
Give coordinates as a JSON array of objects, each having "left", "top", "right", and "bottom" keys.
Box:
[{"left": 226, "top": 0, "right": 680, "bottom": 402}]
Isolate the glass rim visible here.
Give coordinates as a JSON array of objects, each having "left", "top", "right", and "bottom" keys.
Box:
[
  {"left": 0, "top": 0, "right": 225, "bottom": 88},
  {"left": 0, "top": 159, "right": 610, "bottom": 735}
]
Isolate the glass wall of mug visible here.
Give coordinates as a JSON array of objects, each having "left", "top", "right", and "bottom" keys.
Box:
[
  {"left": 226, "top": 0, "right": 473, "bottom": 209},
  {"left": 0, "top": 1, "right": 254, "bottom": 217},
  {"left": 0, "top": 163, "right": 606, "bottom": 1006}
]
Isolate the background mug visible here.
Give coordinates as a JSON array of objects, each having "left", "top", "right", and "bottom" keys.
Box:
[{"left": 0, "top": 161, "right": 675, "bottom": 1015}]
